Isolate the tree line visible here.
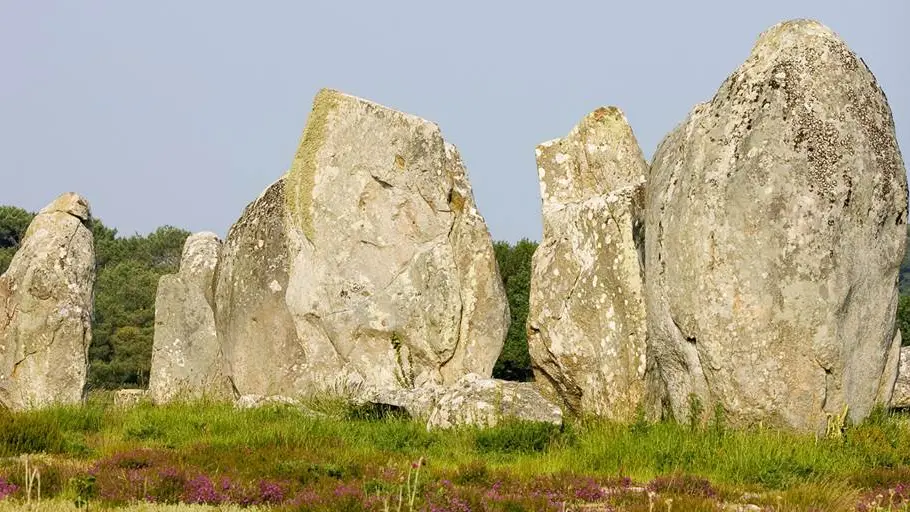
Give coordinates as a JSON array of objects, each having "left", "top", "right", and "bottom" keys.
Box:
[{"left": 2, "top": 204, "right": 908, "bottom": 389}]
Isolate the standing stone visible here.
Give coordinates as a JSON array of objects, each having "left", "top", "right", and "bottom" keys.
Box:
[
  {"left": 148, "top": 232, "right": 227, "bottom": 402},
  {"left": 646, "top": 20, "right": 907, "bottom": 430},
  {"left": 527, "top": 108, "right": 649, "bottom": 420},
  {"left": 214, "top": 178, "right": 307, "bottom": 396},
  {"left": 0, "top": 193, "right": 95, "bottom": 410},
  {"left": 280, "top": 89, "right": 509, "bottom": 392},
  {"left": 891, "top": 346, "right": 910, "bottom": 409}
]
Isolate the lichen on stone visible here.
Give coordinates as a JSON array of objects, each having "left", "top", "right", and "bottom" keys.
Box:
[{"left": 287, "top": 89, "right": 340, "bottom": 241}]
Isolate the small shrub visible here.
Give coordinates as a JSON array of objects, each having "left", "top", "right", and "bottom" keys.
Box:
[
  {"left": 475, "top": 421, "right": 562, "bottom": 454},
  {"left": 710, "top": 403, "right": 726, "bottom": 435},
  {"left": 0, "top": 477, "right": 17, "bottom": 501},
  {"left": 309, "top": 463, "right": 346, "bottom": 480},
  {"left": 630, "top": 405, "right": 650, "bottom": 434},
  {"left": 687, "top": 394, "right": 704, "bottom": 431},
  {"left": 124, "top": 421, "right": 165, "bottom": 442},
  {"left": 850, "top": 467, "right": 910, "bottom": 490},
  {"left": 182, "top": 474, "right": 225, "bottom": 505},
  {"left": 0, "top": 413, "right": 67, "bottom": 456},
  {"left": 89, "top": 448, "right": 181, "bottom": 503},
  {"left": 344, "top": 402, "right": 409, "bottom": 422},
  {"left": 367, "top": 421, "right": 435, "bottom": 452},
  {"left": 648, "top": 473, "right": 717, "bottom": 498},
  {"left": 454, "top": 460, "right": 490, "bottom": 486},
  {"left": 71, "top": 474, "right": 96, "bottom": 508}
]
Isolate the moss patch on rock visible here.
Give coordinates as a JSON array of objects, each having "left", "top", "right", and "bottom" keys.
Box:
[{"left": 287, "top": 89, "right": 340, "bottom": 241}]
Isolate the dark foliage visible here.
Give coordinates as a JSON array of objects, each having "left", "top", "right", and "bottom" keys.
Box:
[{"left": 492, "top": 239, "right": 538, "bottom": 381}]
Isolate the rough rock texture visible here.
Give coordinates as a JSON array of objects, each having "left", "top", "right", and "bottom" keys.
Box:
[
  {"left": 426, "top": 374, "right": 563, "bottom": 429},
  {"left": 234, "top": 394, "right": 323, "bottom": 417},
  {"left": 645, "top": 20, "right": 908, "bottom": 430},
  {"left": 149, "top": 232, "right": 227, "bottom": 402},
  {"left": 214, "top": 178, "right": 306, "bottom": 396},
  {"left": 892, "top": 347, "right": 910, "bottom": 409},
  {"left": 0, "top": 193, "right": 95, "bottom": 410},
  {"left": 527, "top": 108, "right": 649, "bottom": 421},
  {"left": 279, "top": 89, "right": 509, "bottom": 391},
  {"left": 360, "top": 384, "right": 445, "bottom": 420},
  {"left": 114, "top": 389, "right": 148, "bottom": 408}
]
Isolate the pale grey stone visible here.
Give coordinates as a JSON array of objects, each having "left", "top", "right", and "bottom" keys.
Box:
[
  {"left": 0, "top": 193, "right": 95, "bottom": 410},
  {"left": 234, "top": 394, "right": 322, "bottom": 417},
  {"left": 114, "top": 389, "right": 148, "bottom": 408},
  {"left": 359, "top": 383, "right": 446, "bottom": 420},
  {"left": 528, "top": 107, "right": 649, "bottom": 421},
  {"left": 645, "top": 20, "right": 907, "bottom": 430},
  {"left": 214, "top": 178, "right": 310, "bottom": 396},
  {"left": 891, "top": 346, "right": 910, "bottom": 409},
  {"left": 148, "top": 232, "right": 228, "bottom": 402},
  {"left": 234, "top": 394, "right": 300, "bottom": 409},
  {"left": 426, "top": 374, "right": 563, "bottom": 430},
  {"left": 280, "top": 89, "right": 508, "bottom": 392}
]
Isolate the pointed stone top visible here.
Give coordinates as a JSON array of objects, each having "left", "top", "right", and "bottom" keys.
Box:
[
  {"left": 535, "top": 106, "right": 647, "bottom": 206},
  {"left": 39, "top": 192, "right": 91, "bottom": 221},
  {"left": 179, "top": 232, "right": 222, "bottom": 280},
  {"left": 741, "top": 19, "right": 856, "bottom": 78},
  {"left": 310, "top": 88, "right": 437, "bottom": 129},
  {"left": 287, "top": 88, "right": 443, "bottom": 240},
  {"left": 753, "top": 19, "right": 839, "bottom": 49}
]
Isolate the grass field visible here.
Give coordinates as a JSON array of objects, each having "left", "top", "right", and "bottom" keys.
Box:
[{"left": 1, "top": 396, "right": 910, "bottom": 511}]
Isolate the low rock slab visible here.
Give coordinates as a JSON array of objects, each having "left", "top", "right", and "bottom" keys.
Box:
[
  {"left": 426, "top": 374, "right": 563, "bottom": 430},
  {"left": 234, "top": 394, "right": 323, "bottom": 417},
  {"left": 359, "top": 384, "right": 445, "bottom": 420},
  {"left": 113, "top": 389, "right": 149, "bottom": 408}
]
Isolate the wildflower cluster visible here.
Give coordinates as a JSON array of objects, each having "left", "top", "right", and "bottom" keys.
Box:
[{"left": 0, "top": 477, "right": 17, "bottom": 501}]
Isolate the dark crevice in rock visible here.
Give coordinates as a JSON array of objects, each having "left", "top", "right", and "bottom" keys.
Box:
[
  {"left": 228, "top": 374, "right": 241, "bottom": 400},
  {"left": 532, "top": 342, "right": 582, "bottom": 415},
  {"left": 632, "top": 217, "right": 646, "bottom": 278},
  {"left": 820, "top": 366, "right": 833, "bottom": 411},
  {"left": 371, "top": 175, "right": 393, "bottom": 189}
]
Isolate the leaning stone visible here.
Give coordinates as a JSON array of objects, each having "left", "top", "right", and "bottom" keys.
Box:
[{"left": 215, "top": 178, "right": 306, "bottom": 396}]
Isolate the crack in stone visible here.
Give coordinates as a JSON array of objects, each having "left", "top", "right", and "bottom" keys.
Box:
[{"left": 370, "top": 175, "right": 393, "bottom": 189}]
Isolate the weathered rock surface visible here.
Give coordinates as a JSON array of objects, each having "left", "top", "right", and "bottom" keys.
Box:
[
  {"left": 360, "top": 383, "right": 446, "bottom": 420},
  {"left": 0, "top": 193, "right": 95, "bottom": 410},
  {"left": 528, "top": 108, "right": 649, "bottom": 421},
  {"left": 645, "top": 20, "right": 907, "bottom": 430},
  {"left": 149, "top": 232, "right": 227, "bottom": 402},
  {"left": 891, "top": 347, "right": 910, "bottom": 409},
  {"left": 114, "top": 389, "right": 149, "bottom": 408},
  {"left": 214, "top": 178, "right": 306, "bottom": 396},
  {"left": 426, "top": 373, "right": 563, "bottom": 429},
  {"left": 277, "top": 89, "right": 509, "bottom": 391}
]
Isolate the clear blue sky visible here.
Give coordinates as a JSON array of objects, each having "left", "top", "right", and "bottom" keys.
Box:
[{"left": 1, "top": 1, "right": 907, "bottom": 242}]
